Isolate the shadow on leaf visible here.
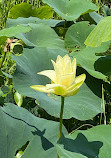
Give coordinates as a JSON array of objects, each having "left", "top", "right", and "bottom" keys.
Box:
[
  {"left": 32, "top": 129, "right": 54, "bottom": 150},
  {"left": 3, "top": 111, "right": 54, "bottom": 151},
  {"left": 94, "top": 56, "right": 111, "bottom": 76},
  {"left": 58, "top": 133, "right": 103, "bottom": 158}
]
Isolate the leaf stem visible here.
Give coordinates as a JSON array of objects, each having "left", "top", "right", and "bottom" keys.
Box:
[
  {"left": 57, "top": 96, "right": 64, "bottom": 158},
  {"left": 102, "top": 84, "right": 106, "bottom": 125},
  {"left": 0, "top": 52, "right": 6, "bottom": 69}
]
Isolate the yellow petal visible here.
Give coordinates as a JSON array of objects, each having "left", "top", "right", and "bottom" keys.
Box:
[
  {"left": 56, "top": 55, "right": 63, "bottom": 63},
  {"left": 68, "top": 74, "right": 86, "bottom": 91},
  {"left": 52, "top": 60, "right": 64, "bottom": 83},
  {"left": 38, "top": 70, "right": 56, "bottom": 83},
  {"left": 30, "top": 85, "right": 54, "bottom": 93},
  {"left": 64, "top": 57, "right": 72, "bottom": 74},
  {"left": 64, "top": 74, "right": 86, "bottom": 97},
  {"left": 64, "top": 82, "right": 82, "bottom": 97},
  {"left": 55, "top": 62, "right": 64, "bottom": 76},
  {"left": 60, "top": 73, "right": 75, "bottom": 87},
  {"left": 46, "top": 84, "right": 66, "bottom": 96},
  {"left": 46, "top": 83, "right": 61, "bottom": 89},
  {"left": 72, "top": 58, "right": 76, "bottom": 75},
  {"left": 63, "top": 54, "right": 70, "bottom": 62},
  {"left": 74, "top": 74, "right": 86, "bottom": 84},
  {"left": 54, "top": 86, "right": 66, "bottom": 96},
  {"left": 51, "top": 59, "right": 56, "bottom": 68}
]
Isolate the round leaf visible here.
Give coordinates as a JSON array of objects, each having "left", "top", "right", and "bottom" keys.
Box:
[
  {"left": 9, "top": 3, "right": 53, "bottom": 19},
  {"left": 32, "top": 5, "right": 53, "bottom": 19},
  {"left": 9, "top": 3, "right": 32, "bottom": 19},
  {"left": 43, "top": 0, "right": 98, "bottom": 21},
  {"left": 65, "top": 21, "right": 95, "bottom": 51},
  {"left": 18, "top": 23, "right": 65, "bottom": 50}
]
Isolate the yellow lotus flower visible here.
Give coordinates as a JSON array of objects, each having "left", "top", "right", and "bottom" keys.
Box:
[{"left": 30, "top": 55, "right": 86, "bottom": 97}]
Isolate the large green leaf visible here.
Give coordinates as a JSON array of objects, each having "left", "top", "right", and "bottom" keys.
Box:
[
  {"left": 6, "top": 17, "right": 64, "bottom": 28},
  {"left": 12, "top": 47, "right": 102, "bottom": 120},
  {"left": 0, "top": 25, "right": 31, "bottom": 37},
  {"left": 0, "top": 103, "right": 67, "bottom": 158},
  {"left": 71, "top": 42, "right": 110, "bottom": 82},
  {"left": 57, "top": 125, "right": 111, "bottom": 158},
  {"left": 32, "top": 5, "right": 53, "bottom": 19},
  {"left": 9, "top": 3, "right": 32, "bottom": 18},
  {"left": 85, "top": 16, "right": 111, "bottom": 47},
  {"left": 65, "top": 21, "right": 95, "bottom": 51},
  {"left": 17, "top": 23, "right": 65, "bottom": 49},
  {"left": 43, "top": 0, "right": 97, "bottom": 21},
  {"left": 9, "top": 3, "right": 53, "bottom": 19}
]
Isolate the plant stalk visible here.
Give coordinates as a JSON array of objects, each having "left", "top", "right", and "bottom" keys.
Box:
[
  {"left": 0, "top": 52, "right": 6, "bottom": 69},
  {"left": 57, "top": 96, "right": 64, "bottom": 158},
  {"left": 102, "top": 84, "right": 106, "bottom": 125}
]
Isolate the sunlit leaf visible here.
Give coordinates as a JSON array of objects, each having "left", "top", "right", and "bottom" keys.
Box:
[
  {"left": 9, "top": 3, "right": 32, "bottom": 19},
  {"left": 9, "top": 3, "right": 53, "bottom": 19},
  {"left": 85, "top": 16, "right": 111, "bottom": 47},
  {"left": 32, "top": 5, "right": 53, "bottom": 19}
]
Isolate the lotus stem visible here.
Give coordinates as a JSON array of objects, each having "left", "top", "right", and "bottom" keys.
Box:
[{"left": 57, "top": 96, "right": 65, "bottom": 158}]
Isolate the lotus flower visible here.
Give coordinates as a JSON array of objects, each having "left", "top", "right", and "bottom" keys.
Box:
[{"left": 30, "top": 55, "right": 86, "bottom": 97}]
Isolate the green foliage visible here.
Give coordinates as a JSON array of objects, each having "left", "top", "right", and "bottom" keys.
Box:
[
  {"left": 17, "top": 23, "right": 65, "bottom": 49},
  {"left": 0, "top": 103, "right": 67, "bottom": 158},
  {"left": 0, "top": 36, "right": 7, "bottom": 45},
  {"left": 6, "top": 17, "right": 64, "bottom": 28},
  {"left": 43, "top": 0, "right": 98, "bottom": 20},
  {"left": 9, "top": 3, "right": 53, "bottom": 19},
  {"left": 57, "top": 125, "right": 111, "bottom": 158},
  {"left": 103, "top": 5, "right": 111, "bottom": 16},
  {"left": 9, "top": 3, "right": 32, "bottom": 19},
  {"left": 65, "top": 21, "right": 95, "bottom": 51},
  {"left": 71, "top": 42, "right": 111, "bottom": 82},
  {"left": 14, "top": 91, "right": 23, "bottom": 107},
  {"left": 85, "top": 16, "right": 111, "bottom": 47},
  {"left": 0, "top": 25, "right": 31, "bottom": 37},
  {"left": 1, "top": 85, "right": 10, "bottom": 94},
  {"left": 0, "top": 87, "right": 3, "bottom": 97},
  {"left": 32, "top": 5, "right": 53, "bottom": 19},
  {"left": 89, "top": 12, "right": 103, "bottom": 23},
  {"left": 15, "top": 151, "right": 23, "bottom": 158}
]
